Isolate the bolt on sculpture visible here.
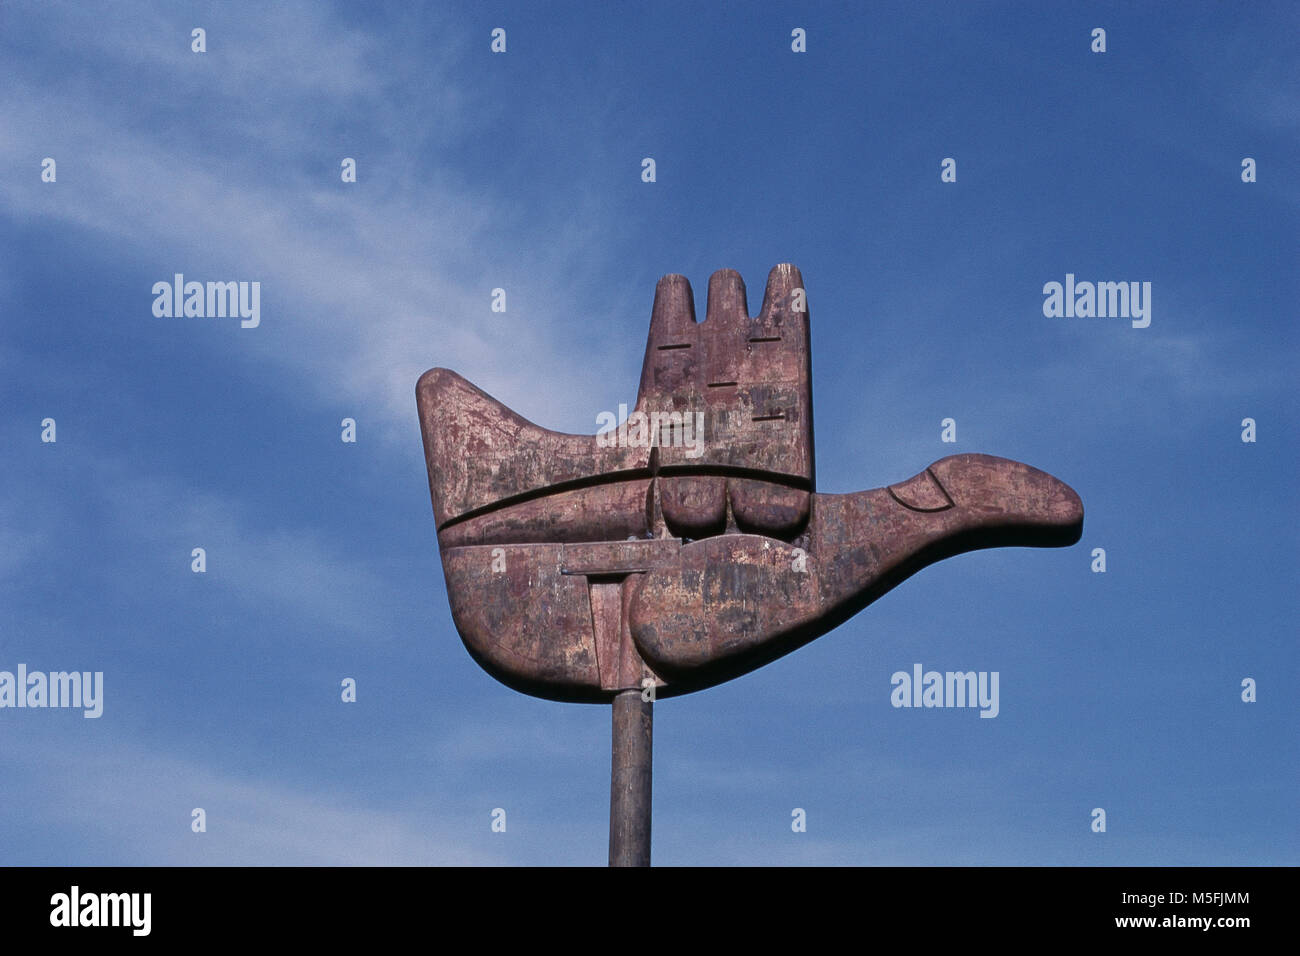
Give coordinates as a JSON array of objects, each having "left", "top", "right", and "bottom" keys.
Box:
[{"left": 417, "top": 264, "right": 1083, "bottom": 866}]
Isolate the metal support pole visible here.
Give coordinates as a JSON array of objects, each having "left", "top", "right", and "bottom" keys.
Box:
[{"left": 609, "top": 689, "right": 653, "bottom": 866}]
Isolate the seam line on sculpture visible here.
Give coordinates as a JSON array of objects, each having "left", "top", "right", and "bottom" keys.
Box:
[
  {"left": 925, "top": 467, "right": 957, "bottom": 509},
  {"left": 438, "top": 467, "right": 812, "bottom": 532}
]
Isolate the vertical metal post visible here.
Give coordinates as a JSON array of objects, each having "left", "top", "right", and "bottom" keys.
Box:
[{"left": 609, "top": 689, "right": 653, "bottom": 866}]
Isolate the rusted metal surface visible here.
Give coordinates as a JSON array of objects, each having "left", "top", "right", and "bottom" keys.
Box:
[
  {"left": 608, "top": 690, "right": 652, "bottom": 867},
  {"left": 417, "top": 265, "right": 1084, "bottom": 703}
]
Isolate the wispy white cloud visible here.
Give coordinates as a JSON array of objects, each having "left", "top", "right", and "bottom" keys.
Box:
[
  {"left": 0, "top": 502, "right": 48, "bottom": 585},
  {"left": 431, "top": 711, "right": 604, "bottom": 767},
  {"left": 0, "top": 0, "right": 628, "bottom": 446},
  {"left": 0, "top": 446, "right": 411, "bottom": 646},
  {"left": 6, "top": 730, "right": 504, "bottom": 865}
]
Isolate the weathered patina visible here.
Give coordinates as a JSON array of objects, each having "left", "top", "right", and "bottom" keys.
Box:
[{"left": 417, "top": 265, "right": 1084, "bottom": 703}]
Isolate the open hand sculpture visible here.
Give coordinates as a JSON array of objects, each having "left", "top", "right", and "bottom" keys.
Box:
[{"left": 417, "top": 265, "right": 1083, "bottom": 703}]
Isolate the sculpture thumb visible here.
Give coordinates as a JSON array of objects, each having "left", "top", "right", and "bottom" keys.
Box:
[{"left": 627, "top": 454, "right": 1083, "bottom": 690}]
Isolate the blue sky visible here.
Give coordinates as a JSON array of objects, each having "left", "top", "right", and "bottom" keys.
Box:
[{"left": 2, "top": 0, "right": 1296, "bottom": 865}]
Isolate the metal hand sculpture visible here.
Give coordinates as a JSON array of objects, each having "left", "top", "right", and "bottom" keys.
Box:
[{"left": 417, "top": 265, "right": 1084, "bottom": 705}]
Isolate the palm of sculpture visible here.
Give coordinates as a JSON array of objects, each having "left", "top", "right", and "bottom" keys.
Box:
[{"left": 417, "top": 265, "right": 1083, "bottom": 703}]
